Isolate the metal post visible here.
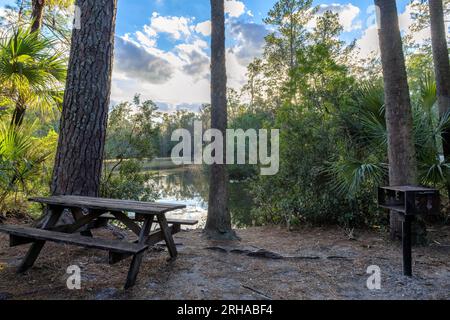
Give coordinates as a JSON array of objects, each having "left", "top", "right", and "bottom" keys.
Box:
[{"left": 402, "top": 215, "right": 413, "bottom": 276}]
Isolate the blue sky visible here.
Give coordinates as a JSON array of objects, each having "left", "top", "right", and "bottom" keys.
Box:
[
  {"left": 113, "top": 0, "right": 410, "bottom": 48},
  {"left": 111, "top": 0, "right": 415, "bottom": 110},
  {"left": 0, "top": 0, "right": 428, "bottom": 111}
]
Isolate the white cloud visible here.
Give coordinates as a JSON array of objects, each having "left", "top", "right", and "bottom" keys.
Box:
[
  {"left": 147, "top": 12, "right": 193, "bottom": 40},
  {"left": 229, "top": 21, "right": 269, "bottom": 66},
  {"left": 224, "top": 21, "right": 270, "bottom": 90},
  {"left": 110, "top": 4, "right": 266, "bottom": 109},
  {"left": 111, "top": 69, "right": 210, "bottom": 110},
  {"left": 135, "top": 30, "right": 157, "bottom": 48},
  {"left": 176, "top": 40, "right": 210, "bottom": 78},
  {"left": 397, "top": 2, "right": 436, "bottom": 45},
  {"left": 355, "top": 0, "right": 450, "bottom": 59},
  {"left": 114, "top": 37, "right": 174, "bottom": 84},
  {"left": 225, "top": 0, "right": 246, "bottom": 18},
  {"left": 226, "top": 49, "right": 249, "bottom": 90},
  {"left": 195, "top": 20, "right": 211, "bottom": 37},
  {"left": 355, "top": 25, "right": 379, "bottom": 59},
  {"left": 112, "top": 13, "right": 214, "bottom": 109}
]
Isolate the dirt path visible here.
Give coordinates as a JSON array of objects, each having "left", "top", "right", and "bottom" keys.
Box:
[{"left": 0, "top": 225, "right": 449, "bottom": 300}]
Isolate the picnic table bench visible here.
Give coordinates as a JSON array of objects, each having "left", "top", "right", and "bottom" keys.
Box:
[{"left": 0, "top": 195, "right": 197, "bottom": 289}]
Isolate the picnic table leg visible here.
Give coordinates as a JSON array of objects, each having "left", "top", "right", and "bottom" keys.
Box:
[
  {"left": 18, "top": 206, "right": 63, "bottom": 273},
  {"left": 71, "top": 207, "right": 93, "bottom": 237},
  {"left": 124, "top": 215, "right": 154, "bottom": 289},
  {"left": 157, "top": 214, "right": 178, "bottom": 260}
]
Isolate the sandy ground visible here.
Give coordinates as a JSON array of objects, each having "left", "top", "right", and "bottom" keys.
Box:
[{"left": 0, "top": 221, "right": 449, "bottom": 300}]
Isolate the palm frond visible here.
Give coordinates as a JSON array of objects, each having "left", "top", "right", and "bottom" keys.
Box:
[
  {"left": 0, "top": 27, "right": 66, "bottom": 117},
  {"left": 326, "top": 156, "right": 387, "bottom": 198}
]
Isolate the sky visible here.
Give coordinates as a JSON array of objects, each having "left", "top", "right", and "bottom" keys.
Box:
[{"left": 0, "top": 0, "right": 440, "bottom": 112}]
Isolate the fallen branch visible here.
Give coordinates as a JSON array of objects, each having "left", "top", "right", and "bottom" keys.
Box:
[
  {"left": 206, "top": 246, "right": 322, "bottom": 260},
  {"left": 326, "top": 256, "right": 354, "bottom": 261},
  {"left": 242, "top": 285, "right": 272, "bottom": 300}
]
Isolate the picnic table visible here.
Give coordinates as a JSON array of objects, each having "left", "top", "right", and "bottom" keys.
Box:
[{"left": 0, "top": 195, "right": 197, "bottom": 289}]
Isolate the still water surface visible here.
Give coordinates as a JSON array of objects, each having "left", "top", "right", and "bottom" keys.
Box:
[{"left": 153, "top": 166, "right": 254, "bottom": 229}]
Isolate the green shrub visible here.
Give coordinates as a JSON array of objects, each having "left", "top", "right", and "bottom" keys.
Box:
[{"left": 100, "top": 159, "right": 159, "bottom": 202}]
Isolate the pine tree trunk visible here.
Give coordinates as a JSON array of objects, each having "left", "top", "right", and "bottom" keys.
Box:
[
  {"left": 375, "top": 0, "right": 419, "bottom": 240},
  {"left": 204, "top": 0, "right": 237, "bottom": 240},
  {"left": 51, "top": 0, "right": 117, "bottom": 197},
  {"left": 31, "top": 0, "right": 46, "bottom": 33},
  {"left": 430, "top": 0, "right": 450, "bottom": 199}
]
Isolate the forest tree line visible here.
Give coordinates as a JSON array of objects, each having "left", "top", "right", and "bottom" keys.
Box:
[{"left": 0, "top": 0, "right": 449, "bottom": 238}]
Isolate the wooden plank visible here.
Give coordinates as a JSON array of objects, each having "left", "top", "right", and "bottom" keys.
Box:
[
  {"left": 29, "top": 196, "right": 186, "bottom": 215},
  {"left": 34, "top": 196, "right": 182, "bottom": 209},
  {"left": 124, "top": 215, "right": 154, "bottom": 289},
  {"left": 17, "top": 206, "right": 63, "bottom": 273},
  {"left": 51, "top": 210, "right": 105, "bottom": 234},
  {"left": 378, "top": 204, "right": 406, "bottom": 213},
  {"left": 109, "top": 252, "right": 132, "bottom": 265},
  {"left": 110, "top": 215, "right": 155, "bottom": 265},
  {"left": 110, "top": 211, "right": 142, "bottom": 236},
  {"left": 165, "top": 218, "right": 198, "bottom": 226},
  {"left": 144, "top": 225, "right": 179, "bottom": 246},
  {"left": 0, "top": 225, "right": 148, "bottom": 254},
  {"left": 380, "top": 186, "right": 438, "bottom": 192},
  {"left": 120, "top": 225, "right": 180, "bottom": 248},
  {"left": 10, "top": 235, "right": 35, "bottom": 247},
  {"left": 101, "top": 213, "right": 198, "bottom": 226},
  {"left": 139, "top": 215, "right": 154, "bottom": 241},
  {"left": 157, "top": 214, "right": 178, "bottom": 259},
  {"left": 124, "top": 252, "right": 144, "bottom": 290}
]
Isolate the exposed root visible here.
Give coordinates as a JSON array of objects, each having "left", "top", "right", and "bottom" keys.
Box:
[{"left": 205, "top": 246, "right": 324, "bottom": 260}]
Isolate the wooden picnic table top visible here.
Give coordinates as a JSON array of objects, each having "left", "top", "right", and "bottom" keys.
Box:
[{"left": 29, "top": 195, "right": 186, "bottom": 215}]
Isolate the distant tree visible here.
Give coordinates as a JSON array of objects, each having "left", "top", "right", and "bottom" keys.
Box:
[
  {"left": 264, "top": 0, "right": 315, "bottom": 73},
  {"left": 289, "top": 11, "right": 352, "bottom": 110},
  {"left": 410, "top": 0, "right": 450, "bottom": 34},
  {"left": 30, "top": 0, "right": 74, "bottom": 33},
  {"left": 105, "top": 94, "right": 159, "bottom": 162},
  {"left": 30, "top": 0, "right": 46, "bottom": 32},
  {"left": 204, "top": 0, "right": 237, "bottom": 240},
  {"left": 429, "top": 0, "right": 450, "bottom": 197},
  {"left": 52, "top": 0, "right": 117, "bottom": 197},
  {"left": 241, "top": 0, "right": 318, "bottom": 107},
  {"left": 375, "top": 0, "right": 419, "bottom": 239}
]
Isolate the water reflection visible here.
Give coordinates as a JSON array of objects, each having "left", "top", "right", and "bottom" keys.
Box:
[{"left": 152, "top": 166, "right": 254, "bottom": 229}]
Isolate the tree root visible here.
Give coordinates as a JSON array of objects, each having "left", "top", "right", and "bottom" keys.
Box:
[{"left": 204, "top": 246, "right": 341, "bottom": 260}]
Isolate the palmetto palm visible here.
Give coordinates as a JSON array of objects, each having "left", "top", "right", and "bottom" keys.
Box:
[
  {"left": 328, "top": 73, "right": 450, "bottom": 197},
  {"left": 0, "top": 27, "right": 66, "bottom": 126},
  {"left": 0, "top": 121, "right": 52, "bottom": 210}
]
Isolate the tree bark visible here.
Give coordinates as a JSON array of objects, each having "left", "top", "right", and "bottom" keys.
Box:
[
  {"left": 204, "top": 0, "right": 238, "bottom": 240},
  {"left": 375, "top": 0, "right": 419, "bottom": 240},
  {"left": 11, "top": 101, "right": 26, "bottom": 127},
  {"left": 430, "top": 0, "right": 450, "bottom": 199},
  {"left": 31, "top": 0, "right": 46, "bottom": 33},
  {"left": 51, "top": 0, "right": 117, "bottom": 197}
]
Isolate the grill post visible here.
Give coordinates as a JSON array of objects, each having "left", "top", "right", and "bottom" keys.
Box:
[
  {"left": 402, "top": 215, "right": 413, "bottom": 276},
  {"left": 378, "top": 186, "right": 440, "bottom": 277}
]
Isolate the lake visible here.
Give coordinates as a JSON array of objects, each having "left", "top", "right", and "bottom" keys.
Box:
[{"left": 152, "top": 166, "right": 255, "bottom": 229}]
